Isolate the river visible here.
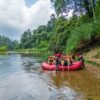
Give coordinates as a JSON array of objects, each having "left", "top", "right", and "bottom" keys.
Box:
[{"left": 0, "top": 54, "right": 100, "bottom": 100}]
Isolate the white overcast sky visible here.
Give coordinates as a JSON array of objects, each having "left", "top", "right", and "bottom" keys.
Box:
[{"left": 0, "top": 0, "right": 55, "bottom": 40}]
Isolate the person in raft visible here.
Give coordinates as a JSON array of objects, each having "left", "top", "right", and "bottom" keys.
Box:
[
  {"left": 54, "top": 52, "right": 62, "bottom": 59},
  {"left": 66, "top": 55, "right": 73, "bottom": 66},
  {"left": 54, "top": 52, "right": 62, "bottom": 70},
  {"left": 60, "top": 54, "right": 67, "bottom": 66},
  {"left": 60, "top": 54, "right": 73, "bottom": 66},
  {"left": 63, "top": 57, "right": 68, "bottom": 66},
  {"left": 71, "top": 54, "right": 75, "bottom": 62},
  {"left": 55, "top": 56, "right": 60, "bottom": 70},
  {"left": 77, "top": 52, "right": 85, "bottom": 68},
  {"left": 48, "top": 56, "right": 54, "bottom": 65}
]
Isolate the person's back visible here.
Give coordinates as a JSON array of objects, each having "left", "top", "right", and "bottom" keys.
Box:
[
  {"left": 64, "top": 59, "right": 68, "bottom": 66},
  {"left": 55, "top": 56, "right": 59, "bottom": 64}
]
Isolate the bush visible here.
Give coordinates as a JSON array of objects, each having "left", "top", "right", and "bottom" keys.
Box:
[
  {"left": 37, "top": 41, "right": 48, "bottom": 49},
  {"left": 0, "top": 46, "right": 7, "bottom": 52},
  {"left": 66, "top": 23, "right": 94, "bottom": 53}
]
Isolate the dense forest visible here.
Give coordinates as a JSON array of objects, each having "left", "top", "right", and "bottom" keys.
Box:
[
  {"left": 0, "top": 0, "right": 100, "bottom": 54},
  {"left": 20, "top": 0, "right": 100, "bottom": 53}
]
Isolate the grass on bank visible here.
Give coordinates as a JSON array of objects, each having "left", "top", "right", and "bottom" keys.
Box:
[
  {"left": 0, "top": 46, "right": 7, "bottom": 54},
  {"left": 84, "top": 47, "right": 100, "bottom": 59},
  {"left": 85, "top": 60, "right": 100, "bottom": 67},
  {"left": 15, "top": 47, "right": 53, "bottom": 61},
  {"left": 84, "top": 47, "right": 100, "bottom": 67}
]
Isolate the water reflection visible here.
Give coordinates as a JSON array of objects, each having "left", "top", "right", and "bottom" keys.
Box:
[
  {"left": 0, "top": 54, "right": 100, "bottom": 100},
  {"left": 20, "top": 56, "right": 41, "bottom": 73},
  {"left": 0, "top": 54, "right": 50, "bottom": 100},
  {"left": 0, "top": 73, "right": 50, "bottom": 100},
  {"left": 43, "top": 70, "right": 100, "bottom": 100}
]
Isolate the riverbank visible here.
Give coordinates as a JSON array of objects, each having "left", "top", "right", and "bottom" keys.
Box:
[
  {"left": 84, "top": 47, "right": 100, "bottom": 79},
  {"left": 0, "top": 48, "right": 52, "bottom": 61},
  {"left": 14, "top": 48, "right": 53, "bottom": 61},
  {"left": 1, "top": 47, "right": 100, "bottom": 79},
  {"left": 0, "top": 51, "right": 8, "bottom": 54},
  {"left": 85, "top": 63, "right": 100, "bottom": 79},
  {"left": 84, "top": 47, "right": 100, "bottom": 66}
]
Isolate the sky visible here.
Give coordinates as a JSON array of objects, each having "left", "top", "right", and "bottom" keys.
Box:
[{"left": 0, "top": 0, "right": 55, "bottom": 40}]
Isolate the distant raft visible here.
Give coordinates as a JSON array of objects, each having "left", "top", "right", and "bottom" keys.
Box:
[{"left": 41, "top": 61, "right": 83, "bottom": 71}]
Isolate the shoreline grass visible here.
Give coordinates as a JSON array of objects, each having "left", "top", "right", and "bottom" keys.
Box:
[
  {"left": 85, "top": 60, "right": 100, "bottom": 67},
  {"left": 14, "top": 48, "right": 53, "bottom": 61}
]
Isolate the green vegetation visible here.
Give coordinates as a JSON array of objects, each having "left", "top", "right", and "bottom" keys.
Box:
[
  {"left": 0, "top": 46, "right": 7, "bottom": 53},
  {"left": 84, "top": 47, "right": 100, "bottom": 67},
  {"left": 85, "top": 60, "right": 100, "bottom": 67},
  {"left": 18, "top": 0, "right": 100, "bottom": 54},
  {"left": 0, "top": 46, "right": 7, "bottom": 51},
  {"left": 16, "top": 48, "right": 52, "bottom": 61},
  {"left": 84, "top": 47, "right": 100, "bottom": 59},
  {"left": 0, "top": 35, "right": 19, "bottom": 53},
  {"left": 1, "top": 0, "right": 100, "bottom": 56}
]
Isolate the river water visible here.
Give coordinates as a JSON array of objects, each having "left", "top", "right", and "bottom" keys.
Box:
[{"left": 0, "top": 54, "right": 100, "bottom": 100}]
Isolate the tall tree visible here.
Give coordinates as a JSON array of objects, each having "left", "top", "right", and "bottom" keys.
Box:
[
  {"left": 21, "top": 29, "right": 32, "bottom": 48},
  {"left": 51, "top": 0, "right": 96, "bottom": 20}
]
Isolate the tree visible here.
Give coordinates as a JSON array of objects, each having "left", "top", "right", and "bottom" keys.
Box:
[
  {"left": 51, "top": 0, "right": 96, "bottom": 20},
  {"left": 21, "top": 29, "right": 32, "bottom": 48}
]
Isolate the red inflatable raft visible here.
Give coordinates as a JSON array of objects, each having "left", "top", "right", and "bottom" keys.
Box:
[{"left": 42, "top": 61, "right": 83, "bottom": 71}]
